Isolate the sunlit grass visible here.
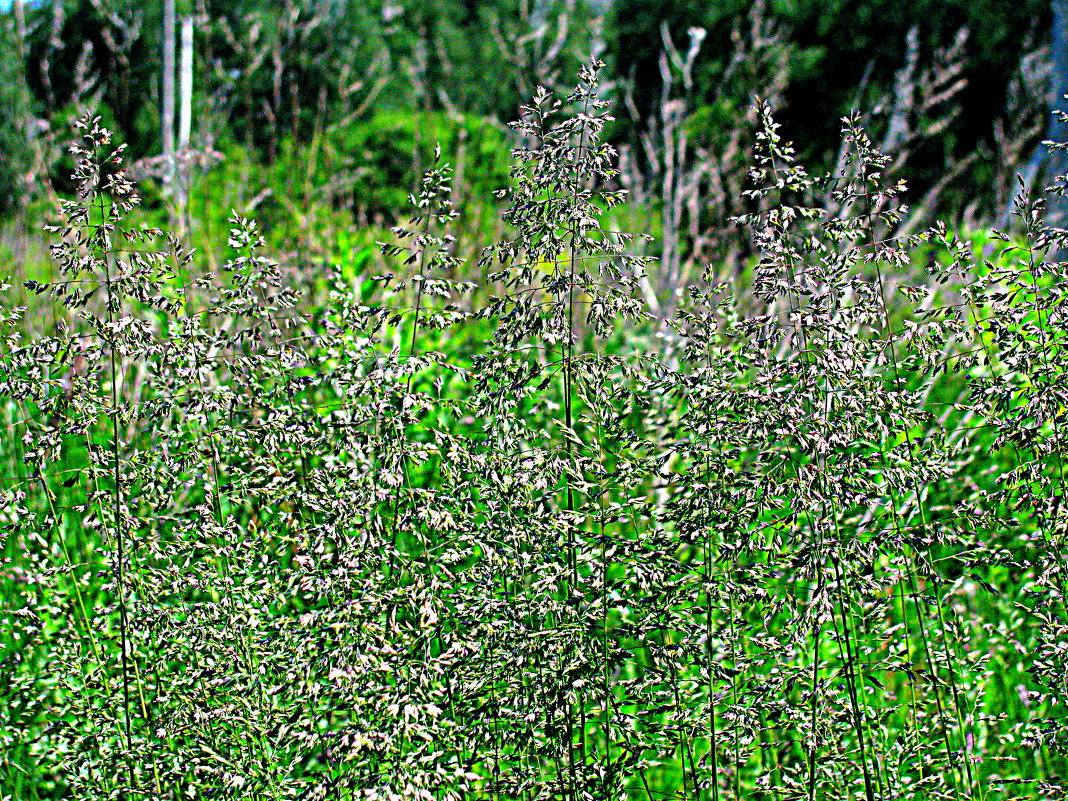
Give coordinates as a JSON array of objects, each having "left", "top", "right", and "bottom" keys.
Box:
[{"left": 2, "top": 66, "right": 1068, "bottom": 801}]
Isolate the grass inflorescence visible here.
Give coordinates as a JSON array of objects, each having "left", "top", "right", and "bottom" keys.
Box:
[{"left": 2, "top": 61, "right": 1068, "bottom": 801}]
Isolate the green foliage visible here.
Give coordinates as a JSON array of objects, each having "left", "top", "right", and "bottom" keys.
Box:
[
  {"left": 11, "top": 0, "right": 598, "bottom": 191},
  {"left": 378, "top": 0, "right": 600, "bottom": 119},
  {"left": 274, "top": 109, "right": 512, "bottom": 225}
]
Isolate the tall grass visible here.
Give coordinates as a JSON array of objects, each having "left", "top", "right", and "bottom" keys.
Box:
[{"left": 1, "top": 62, "right": 1067, "bottom": 800}]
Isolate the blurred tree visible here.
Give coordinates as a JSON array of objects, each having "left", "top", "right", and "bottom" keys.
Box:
[
  {"left": 9, "top": 0, "right": 1053, "bottom": 229},
  {"left": 207, "top": 0, "right": 386, "bottom": 159},
  {"left": 608, "top": 0, "right": 746, "bottom": 137},
  {"left": 161, "top": 0, "right": 174, "bottom": 180},
  {"left": 1019, "top": 0, "right": 1068, "bottom": 226},
  {"left": 0, "top": 4, "right": 34, "bottom": 213},
  {"left": 13, "top": 1, "right": 593, "bottom": 150},
  {"left": 5, "top": 0, "right": 600, "bottom": 206},
  {"left": 1047, "top": 0, "right": 1068, "bottom": 224},
  {"left": 379, "top": 0, "right": 598, "bottom": 119},
  {"left": 780, "top": 0, "right": 1049, "bottom": 211},
  {"left": 21, "top": 0, "right": 152, "bottom": 182},
  {"left": 604, "top": 0, "right": 1052, "bottom": 222}
]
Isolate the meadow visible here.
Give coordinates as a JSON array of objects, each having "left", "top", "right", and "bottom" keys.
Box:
[{"left": 2, "top": 61, "right": 1068, "bottom": 800}]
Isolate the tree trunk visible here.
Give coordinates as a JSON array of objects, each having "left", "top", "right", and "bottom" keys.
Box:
[
  {"left": 162, "top": 0, "right": 175, "bottom": 186},
  {"left": 179, "top": 15, "right": 193, "bottom": 150},
  {"left": 1047, "top": 0, "right": 1068, "bottom": 226},
  {"left": 1003, "top": 0, "right": 1068, "bottom": 229}
]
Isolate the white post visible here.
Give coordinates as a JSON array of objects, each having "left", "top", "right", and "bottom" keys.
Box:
[
  {"left": 162, "top": 0, "right": 175, "bottom": 187},
  {"left": 179, "top": 15, "right": 193, "bottom": 150},
  {"left": 178, "top": 14, "right": 194, "bottom": 237}
]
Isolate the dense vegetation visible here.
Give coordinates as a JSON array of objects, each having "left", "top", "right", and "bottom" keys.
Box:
[
  {"left": 0, "top": 0, "right": 1056, "bottom": 225},
  {"left": 3, "top": 2, "right": 1068, "bottom": 800}
]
